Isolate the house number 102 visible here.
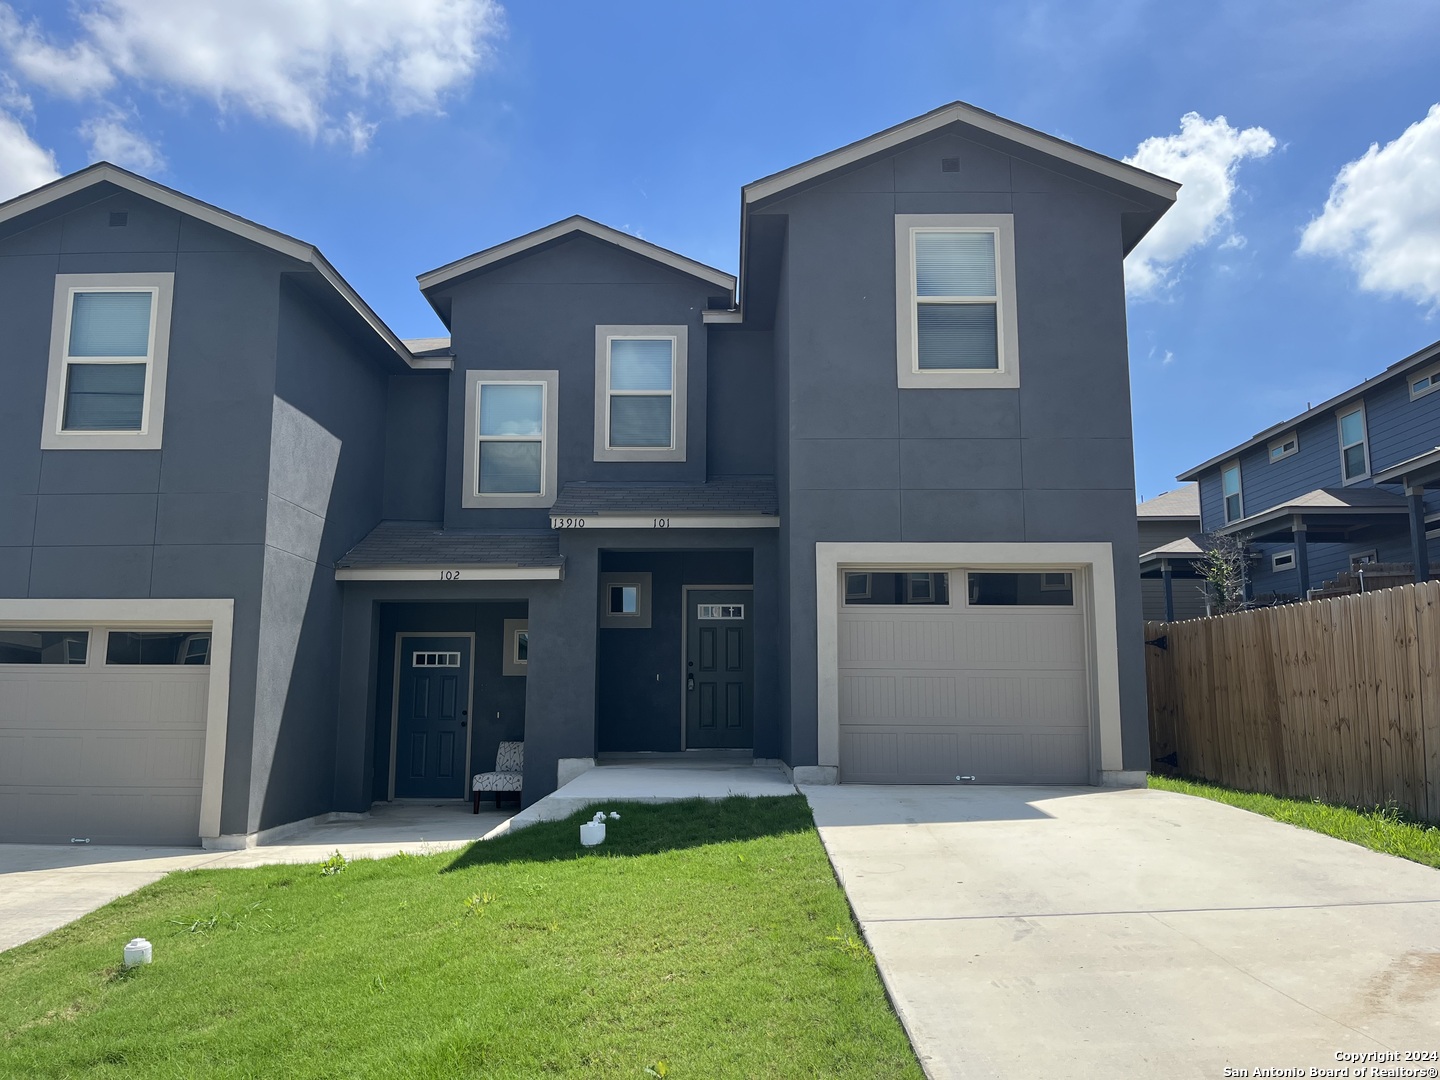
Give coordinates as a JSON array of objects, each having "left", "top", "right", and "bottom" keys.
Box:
[{"left": 438, "top": 570, "right": 461, "bottom": 581}]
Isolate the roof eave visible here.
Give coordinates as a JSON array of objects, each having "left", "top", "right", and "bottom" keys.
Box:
[
  {"left": 742, "top": 100, "right": 1181, "bottom": 206},
  {"left": 1178, "top": 338, "right": 1440, "bottom": 482},
  {"left": 0, "top": 162, "right": 423, "bottom": 371},
  {"left": 416, "top": 214, "right": 736, "bottom": 295}
]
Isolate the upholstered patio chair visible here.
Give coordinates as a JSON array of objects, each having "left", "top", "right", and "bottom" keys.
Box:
[{"left": 472, "top": 741, "right": 523, "bottom": 813}]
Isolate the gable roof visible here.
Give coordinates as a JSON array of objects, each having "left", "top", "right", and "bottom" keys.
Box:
[
  {"left": 1137, "top": 484, "right": 1200, "bottom": 520},
  {"left": 0, "top": 162, "right": 428, "bottom": 370},
  {"left": 417, "top": 214, "right": 736, "bottom": 295},
  {"left": 1177, "top": 338, "right": 1440, "bottom": 482},
  {"left": 742, "top": 100, "right": 1182, "bottom": 206}
]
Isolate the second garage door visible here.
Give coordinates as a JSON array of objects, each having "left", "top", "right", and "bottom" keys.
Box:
[
  {"left": 838, "top": 569, "right": 1091, "bottom": 784},
  {"left": 0, "top": 626, "right": 211, "bottom": 845}
]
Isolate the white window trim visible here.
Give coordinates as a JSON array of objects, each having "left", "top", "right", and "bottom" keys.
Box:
[
  {"left": 462, "top": 369, "right": 559, "bottom": 509},
  {"left": 593, "top": 324, "right": 688, "bottom": 462},
  {"left": 1267, "top": 431, "right": 1298, "bottom": 462},
  {"left": 814, "top": 542, "right": 1125, "bottom": 783},
  {"left": 42, "top": 272, "right": 174, "bottom": 450},
  {"left": 1221, "top": 459, "right": 1244, "bottom": 524},
  {"left": 1410, "top": 362, "right": 1440, "bottom": 401},
  {"left": 894, "top": 214, "right": 1020, "bottom": 389},
  {"left": 1337, "top": 404, "right": 1370, "bottom": 485},
  {"left": 502, "top": 618, "right": 528, "bottom": 677},
  {"left": 1271, "top": 549, "right": 1296, "bottom": 573}
]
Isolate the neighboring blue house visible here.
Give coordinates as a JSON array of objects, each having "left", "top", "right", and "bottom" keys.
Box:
[
  {"left": 0, "top": 102, "right": 1178, "bottom": 847},
  {"left": 1175, "top": 339, "right": 1440, "bottom": 604}
]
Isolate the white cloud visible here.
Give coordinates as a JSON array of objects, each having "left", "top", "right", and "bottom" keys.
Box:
[
  {"left": 1219, "top": 234, "right": 1247, "bottom": 251},
  {"left": 0, "top": 108, "right": 60, "bottom": 200},
  {"left": 0, "top": 0, "right": 504, "bottom": 148},
  {"left": 1299, "top": 103, "right": 1440, "bottom": 307},
  {"left": 0, "top": 7, "right": 115, "bottom": 98},
  {"left": 1123, "top": 112, "right": 1277, "bottom": 297},
  {"left": 81, "top": 109, "right": 163, "bottom": 172}
]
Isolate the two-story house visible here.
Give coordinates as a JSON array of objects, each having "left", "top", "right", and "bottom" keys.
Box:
[
  {"left": 0, "top": 102, "right": 1177, "bottom": 847},
  {"left": 1178, "top": 339, "right": 1440, "bottom": 604}
]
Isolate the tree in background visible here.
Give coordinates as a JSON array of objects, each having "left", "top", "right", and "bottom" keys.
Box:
[{"left": 1199, "top": 532, "right": 1252, "bottom": 614}]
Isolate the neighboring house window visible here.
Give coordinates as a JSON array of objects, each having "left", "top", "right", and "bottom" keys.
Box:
[
  {"left": 43, "top": 273, "right": 174, "bottom": 450},
  {"left": 593, "top": 325, "right": 688, "bottom": 462},
  {"left": 1410, "top": 364, "right": 1440, "bottom": 400},
  {"left": 895, "top": 214, "right": 1019, "bottom": 389},
  {"left": 1222, "top": 461, "right": 1243, "bottom": 524},
  {"left": 462, "top": 369, "right": 559, "bottom": 509},
  {"left": 1337, "top": 405, "right": 1369, "bottom": 483},
  {"left": 1268, "top": 432, "right": 1298, "bottom": 462},
  {"left": 1271, "top": 550, "right": 1296, "bottom": 573},
  {"left": 1350, "top": 550, "right": 1378, "bottom": 569},
  {"left": 598, "top": 571, "right": 653, "bottom": 628}
]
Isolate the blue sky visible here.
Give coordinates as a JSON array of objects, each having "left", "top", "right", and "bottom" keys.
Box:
[{"left": 2, "top": 0, "right": 1439, "bottom": 499}]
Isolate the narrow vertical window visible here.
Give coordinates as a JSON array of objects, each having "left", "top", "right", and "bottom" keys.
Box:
[
  {"left": 607, "top": 338, "right": 674, "bottom": 448},
  {"left": 462, "top": 370, "right": 558, "bottom": 509},
  {"left": 1338, "top": 406, "right": 1369, "bottom": 482},
  {"left": 44, "top": 273, "right": 173, "bottom": 450},
  {"left": 912, "top": 229, "right": 999, "bottom": 371},
  {"left": 1222, "top": 462, "right": 1243, "bottom": 524},
  {"left": 476, "top": 382, "right": 545, "bottom": 495}
]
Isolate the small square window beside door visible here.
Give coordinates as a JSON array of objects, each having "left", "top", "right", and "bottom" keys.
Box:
[{"left": 609, "top": 585, "right": 639, "bottom": 615}]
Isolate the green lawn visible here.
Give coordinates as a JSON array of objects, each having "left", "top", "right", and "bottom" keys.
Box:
[
  {"left": 0, "top": 796, "right": 921, "bottom": 1080},
  {"left": 1149, "top": 775, "right": 1440, "bottom": 869}
]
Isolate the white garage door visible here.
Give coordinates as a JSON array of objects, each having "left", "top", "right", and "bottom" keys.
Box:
[
  {"left": 838, "top": 569, "right": 1091, "bottom": 784},
  {"left": 0, "top": 626, "right": 211, "bottom": 845}
]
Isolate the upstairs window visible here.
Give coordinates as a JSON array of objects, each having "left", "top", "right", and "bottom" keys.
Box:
[
  {"left": 895, "top": 214, "right": 1019, "bottom": 389},
  {"left": 1268, "top": 432, "right": 1298, "bottom": 462},
  {"left": 1410, "top": 363, "right": 1440, "bottom": 400},
  {"left": 43, "top": 273, "right": 174, "bottom": 450},
  {"left": 462, "top": 370, "right": 558, "bottom": 509},
  {"left": 1222, "top": 461, "right": 1243, "bottom": 524},
  {"left": 1337, "top": 405, "right": 1369, "bottom": 483},
  {"left": 594, "top": 326, "right": 688, "bottom": 461}
]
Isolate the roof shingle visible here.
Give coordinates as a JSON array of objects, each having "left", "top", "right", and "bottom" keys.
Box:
[{"left": 337, "top": 522, "right": 562, "bottom": 569}]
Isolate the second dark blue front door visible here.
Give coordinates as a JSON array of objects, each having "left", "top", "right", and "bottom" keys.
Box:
[{"left": 394, "top": 636, "right": 471, "bottom": 798}]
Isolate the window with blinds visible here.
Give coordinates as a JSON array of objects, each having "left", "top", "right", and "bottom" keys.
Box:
[
  {"left": 475, "top": 381, "right": 546, "bottom": 495},
  {"left": 61, "top": 289, "right": 156, "bottom": 432},
  {"left": 912, "top": 229, "right": 1000, "bottom": 371},
  {"left": 606, "top": 337, "right": 675, "bottom": 449}
]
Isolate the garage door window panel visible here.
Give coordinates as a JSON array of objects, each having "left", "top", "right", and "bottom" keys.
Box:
[
  {"left": 843, "top": 571, "right": 950, "bottom": 606},
  {"left": 0, "top": 629, "right": 89, "bottom": 664},
  {"left": 967, "top": 571, "right": 1075, "bottom": 607},
  {"left": 105, "top": 631, "right": 212, "bottom": 666}
]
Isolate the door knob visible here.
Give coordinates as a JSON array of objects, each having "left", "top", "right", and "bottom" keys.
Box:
[{"left": 687, "top": 675, "right": 695, "bottom": 691}]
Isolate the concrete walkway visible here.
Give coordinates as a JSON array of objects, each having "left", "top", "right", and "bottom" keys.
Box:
[
  {"left": 803, "top": 784, "right": 1440, "bottom": 1080},
  {"left": 484, "top": 761, "right": 796, "bottom": 837},
  {"left": 0, "top": 802, "right": 509, "bottom": 953}
]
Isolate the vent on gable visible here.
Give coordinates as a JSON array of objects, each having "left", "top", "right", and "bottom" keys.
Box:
[
  {"left": 109, "top": 211, "right": 128, "bottom": 227},
  {"left": 940, "top": 157, "right": 960, "bottom": 173}
]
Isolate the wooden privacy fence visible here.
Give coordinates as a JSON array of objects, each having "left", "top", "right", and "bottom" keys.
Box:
[{"left": 1145, "top": 580, "right": 1440, "bottom": 824}]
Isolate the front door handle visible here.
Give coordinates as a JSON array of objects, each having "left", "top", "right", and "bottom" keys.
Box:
[{"left": 687, "top": 675, "right": 695, "bottom": 692}]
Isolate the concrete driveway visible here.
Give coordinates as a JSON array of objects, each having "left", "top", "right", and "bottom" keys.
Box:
[{"left": 804, "top": 785, "right": 1440, "bottom": 1080}]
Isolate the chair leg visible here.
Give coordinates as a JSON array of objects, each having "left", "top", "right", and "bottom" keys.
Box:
[{"left": 472, "top": 789, "right": 480, "bottom": 814}]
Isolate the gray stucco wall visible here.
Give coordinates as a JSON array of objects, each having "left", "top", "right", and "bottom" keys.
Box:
[
  {"left": 249, "top": 279, "right": 391, "bottom": 832},
  {"left": 382, "top": 372, "right": 447, "bottom": 521},
  {"left": 428, "top": 235, "right": 719, "bottom": 530},
  {"left": 707, "top": 327, "right": 775, "bottom": 476},
  {"left": 0, "top": 187, "right": 305, "bottom": 834},
  {"left": 755, "top": 128, "right": 1155, "bottom": 772}
]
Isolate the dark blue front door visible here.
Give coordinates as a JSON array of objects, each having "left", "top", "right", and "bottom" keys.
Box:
[{"left": 394, "top": 636, "right": 471, "bottom": 798}]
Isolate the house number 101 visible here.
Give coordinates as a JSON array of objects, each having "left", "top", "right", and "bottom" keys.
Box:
[{"left": 653, "top": 518, "right": 670, "bottom": 528}]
